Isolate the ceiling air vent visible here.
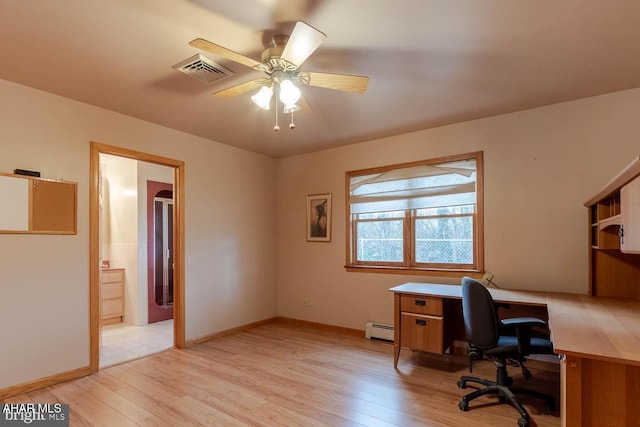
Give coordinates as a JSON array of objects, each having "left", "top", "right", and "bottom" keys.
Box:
[{"left": 172, "top": 54, "right": 233, "bottom": 84}]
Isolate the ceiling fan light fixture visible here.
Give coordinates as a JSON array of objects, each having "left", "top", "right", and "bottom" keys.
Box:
[
  {"left": 190, "top": 21, "right": 368, "bottom": 132},
  {"left": 251, "top": 85, "right": 273, "bottom": 110},
  {"left": 283, "top": 103, "right": 301, "bottom": 114},
  {"left": 279, "top": 79, "right": 301, "bottom": 105}
]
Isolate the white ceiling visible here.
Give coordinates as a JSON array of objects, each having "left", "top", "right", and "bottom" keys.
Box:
[{"left": 1, "top": 0, "right": 639, "bottom": 158}]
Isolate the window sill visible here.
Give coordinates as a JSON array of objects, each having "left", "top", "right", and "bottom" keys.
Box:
[{"left": 344, "top": 265, "right": 483, "bottom": 278}]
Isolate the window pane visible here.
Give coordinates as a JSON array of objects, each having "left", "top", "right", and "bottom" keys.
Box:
[
  {"left": 357, "top": 210, "right": 405, "bottom": 219},
  {"left": 415, "top": 216, "right": 473, "bottom": 264},
  {"left": 416, "top": 205, "right": 474, "bottom": 216},
  {"left": 356, "top": 220, "right": 403, "bottom": 262}
]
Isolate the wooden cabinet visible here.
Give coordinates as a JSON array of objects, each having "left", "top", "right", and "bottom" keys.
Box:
[
  {"left": 585, "top": 155, "right": 640, "bottom": 298},
  {"left": 621, "top": 176, "right": 640, "bottom": 253},
  {"left": 394, "top": 292, "right": 454, "bottom": 366},
  {"left": 100, "top": 268, "right": 124, "bottom": 324}
]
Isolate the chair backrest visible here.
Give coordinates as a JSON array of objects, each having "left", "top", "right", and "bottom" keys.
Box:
[{"left": 461, "top": 277, "right": 500, "bottom": 350}]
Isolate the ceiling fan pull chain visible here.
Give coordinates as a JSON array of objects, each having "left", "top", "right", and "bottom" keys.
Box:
[
  {"left": 274, "top": 88, "right": 280, "bottom": 132},
  {"left": 290, "top": 112, "right": 296, "bottom": 130}
]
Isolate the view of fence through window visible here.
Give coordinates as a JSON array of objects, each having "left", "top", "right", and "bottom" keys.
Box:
[
  {"left": 414, "top": 206, "right": 474, "bottom": 264},
  {"left": 356, "top": 215, "right": 404, "bottom": 262},
  {"left": 348, "top": 152, "right": 482, "bottom": 271},
  {"left": 355, "top": 206, "right": 474, "bottom": 264}
]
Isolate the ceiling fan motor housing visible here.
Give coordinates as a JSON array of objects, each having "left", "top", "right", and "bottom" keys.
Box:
[{"left": 260, "top": 39, "right": 298, "bottom": 74}]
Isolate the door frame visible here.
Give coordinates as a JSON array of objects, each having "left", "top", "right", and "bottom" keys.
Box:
[{"left": 89, "top": 141, "right": 186, "bottom": 373}]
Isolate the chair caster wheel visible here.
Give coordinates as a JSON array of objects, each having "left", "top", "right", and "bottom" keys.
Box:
[
  {"left": 457, "top": 380, "right": 467, "bottom": 389},
  {"left": 458, "top": 400, "right": 469, "bottom": 411},
  {"left": 517, "top": 417, "right": 529, "bottom": 427}
]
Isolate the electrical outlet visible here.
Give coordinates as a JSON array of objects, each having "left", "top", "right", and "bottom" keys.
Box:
[
  {"left": 303, "top": 297, "right": 314, "bottom": 308},
  {"left": 480, "top": 272, "right": 494, "bottom": 285}
]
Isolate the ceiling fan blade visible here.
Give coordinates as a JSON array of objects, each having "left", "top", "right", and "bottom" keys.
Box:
[
  {"left": 213, "top": 79, "right": 268, "bottom": 99},
  {"left": 189, "top": 38, "right": 262, "bottom": 69},
  {"left": 280, "top": 21, "right": 326, "bottom": 68},
  {"left": 302, "top": 72, "right": 369, "bottom": 93}
]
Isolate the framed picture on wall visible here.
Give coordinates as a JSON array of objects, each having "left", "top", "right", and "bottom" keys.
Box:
[{"left": 307, "top": 193, "right": 331, "bottom": 242}]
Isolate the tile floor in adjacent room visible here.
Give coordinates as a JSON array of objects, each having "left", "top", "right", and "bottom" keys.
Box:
[{"left": 100, "top": 319, "right": 173, "bottom": 367}]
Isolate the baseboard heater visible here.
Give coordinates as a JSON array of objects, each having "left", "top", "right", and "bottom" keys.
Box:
[{"left": 365, "top": 321, "right": 394, "bottom": 341}]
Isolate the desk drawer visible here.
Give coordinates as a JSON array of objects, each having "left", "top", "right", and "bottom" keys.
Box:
[
  {"left": 400, "top": 313, "right": 444, "bottom": 354},
  {"left": 400, "top": 295, "right": 443, "bottom": 315}
]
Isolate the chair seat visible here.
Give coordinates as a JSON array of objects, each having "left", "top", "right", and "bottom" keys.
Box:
[{"left": 483, "top": 335, "right": 554, "bottom": 357}]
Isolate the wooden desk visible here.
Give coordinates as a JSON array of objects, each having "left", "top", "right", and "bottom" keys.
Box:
[{"left": 390, "top": 282, "right": 640, "bottom": 427}]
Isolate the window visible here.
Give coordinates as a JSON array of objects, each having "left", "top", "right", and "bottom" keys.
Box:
[{"left": 346, "top": 152, "right": 483, "bottom": 274}]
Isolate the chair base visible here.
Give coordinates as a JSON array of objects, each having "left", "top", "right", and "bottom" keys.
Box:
[{"left": 457, "top": 375, "right": 555, "bottom": 427}]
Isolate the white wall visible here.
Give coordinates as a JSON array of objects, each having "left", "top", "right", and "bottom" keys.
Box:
[
  {"left": 276, "top": 88, "right": 640, "bottom": 330},
  {"left": 0, "top": 79, "right": 277, "bottom": 389},
  {"left": 100, "top": 154, "right": 139, "bottom": 325}
]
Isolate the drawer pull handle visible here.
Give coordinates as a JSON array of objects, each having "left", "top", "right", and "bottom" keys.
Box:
[
  {"left": 414, "top": 299, "right": 426, "bottom": 307},
  {"left": 415, "top": 319, "right": 427, "bottom": 326}
]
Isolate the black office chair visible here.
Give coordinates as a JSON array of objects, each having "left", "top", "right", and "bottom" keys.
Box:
[{"left": 457, "top": 277, "right": 555, "bottom": 427}]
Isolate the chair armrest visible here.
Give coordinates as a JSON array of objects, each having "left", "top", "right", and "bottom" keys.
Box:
[
  {"left": 501, "top": 317, "right": 547, "bottom": 328},
  {"left": 500, "top": 317, "right": 548, "bottom": 355}
]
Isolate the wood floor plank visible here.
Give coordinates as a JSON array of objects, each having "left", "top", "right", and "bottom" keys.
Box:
[
  {"left": 1, "top": 320, "right": 560, "bottom": 426},
  {"left": 24, "top": 388, "right": 93, "bottom": 427},
  {"left": 47, "top": 381, "right": 139, "bottom": 427},
  {"left": 73, "top": 376, "right": 155, "bottom": 423},
  {"left": 99, "top": 379, "right": 200, "bottom": 427}
]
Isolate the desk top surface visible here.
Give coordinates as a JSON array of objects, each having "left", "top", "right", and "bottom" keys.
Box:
[{"left": 390, "top": 282, "right": 640, "bottom": 367}]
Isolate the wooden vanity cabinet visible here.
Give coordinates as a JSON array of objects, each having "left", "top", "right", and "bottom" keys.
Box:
[{"left": 100, "top": 268, "right": 124, "bottom": 324}]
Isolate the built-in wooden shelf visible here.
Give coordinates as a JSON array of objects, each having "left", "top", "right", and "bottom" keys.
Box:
[
  {"left": 598, "top": 214, "right": 622, "bottom": 231},
  {"left": 585, "top": 155, "right": 640, "bottom": 298}
]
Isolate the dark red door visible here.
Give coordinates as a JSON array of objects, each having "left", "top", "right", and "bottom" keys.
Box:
[{"left": 147, "top": 181, "right": 174, "bottom": 323}]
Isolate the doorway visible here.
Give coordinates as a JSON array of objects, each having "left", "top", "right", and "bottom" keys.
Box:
[{"left": 89, "top": 142, "right": 185, "bottom": 373}]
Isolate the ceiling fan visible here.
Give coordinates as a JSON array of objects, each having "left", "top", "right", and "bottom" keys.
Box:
[{"left": 189, "top": 21, "right": 369, "bottom": 130}]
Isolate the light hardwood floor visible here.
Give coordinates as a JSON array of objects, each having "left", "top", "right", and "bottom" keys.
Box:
[{"left": 2, "top": 320, "right": 560, "bottom": 426}]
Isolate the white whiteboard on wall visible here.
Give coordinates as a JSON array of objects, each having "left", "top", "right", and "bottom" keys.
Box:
[{"left": 0, "top": 175, "right": 29, "bottom": 231}]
